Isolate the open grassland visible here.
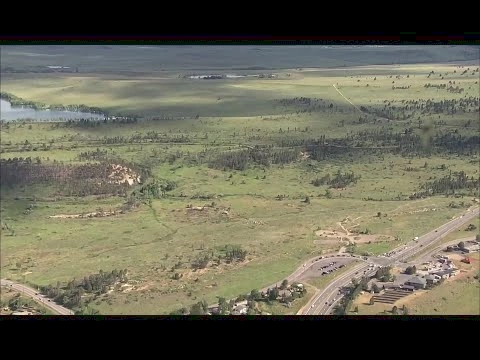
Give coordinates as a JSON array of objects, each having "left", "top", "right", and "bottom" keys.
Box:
[
  {"left": 1, "top": 57, "right": 479, "bottom": 314},
  {"left": 2, "top": 62, "right": 479, "bottom": 118},
  {"left": 434, "top": 222, "right": 479, "bottom": 244}
]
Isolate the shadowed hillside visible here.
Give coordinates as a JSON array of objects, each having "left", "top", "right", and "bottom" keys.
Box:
[{"left": 1, "top": 45, "right": 479, "bottom": 73}]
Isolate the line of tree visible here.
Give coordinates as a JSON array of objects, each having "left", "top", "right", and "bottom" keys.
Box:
[
  {"left": 61, "top": 118, "right": 139, "bottom": 128},
  {"left": 334, "top": 276, "right": 370, "bottom": 315},
  {"left": 78, "top": 148, "right": 109, "bottom": 161},
  {"left": 131, "top": 179, "right": 177, "bottom": 200},
  {"left": 0, "top": 159, "right": 149, "bottom": 197},
  {"left": 0, "top": 92, "right": 106, "bottom": 115},
  {"left": 99, "top": 133, "right": 192, "bottom": 145},
  {"left": 312, "top": 170, "right": 361, "bottom": 189},
  {"left": 189, "top": 245, "right": 248, "bottom": 271},
  {"left": 358, "top": 96, "right": 479, "bottom": 120},
  {"left": 40, "top": 269, "right": 128, "bottom": 310},
  {"left": 209, "top": 147, "right": 299, "bottom": 170},
  {"left": 412, "top": 171, "right": 480, "bottom": 199}
]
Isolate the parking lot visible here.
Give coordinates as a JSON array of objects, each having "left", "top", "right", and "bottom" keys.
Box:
[{"left": 299, "top": 257, "right": 356, "bottom": 282}]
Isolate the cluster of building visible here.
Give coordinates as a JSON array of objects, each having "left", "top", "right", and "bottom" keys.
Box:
[
  {"left": 403, "top": 255, "right": 459, "bottom": 290},
  {"left": 208, "top": 283, "right": 306, "bottom": 315},
  {"left": 373, "top": 254, "right": 460, "bottom": 295},
  {"left": 2, "top": 305, "right": 39, "bottom": 316},
  {"left": 447, "top": 240, "right": 480, "bottom": 253}
]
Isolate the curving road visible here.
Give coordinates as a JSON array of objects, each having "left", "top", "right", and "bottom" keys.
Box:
[
  {"left": 0, "top": 279, "right": 74, "bottom": 315},
  {"left": 259, "top": 254, "right": 367, "bottom": 293},
  {"left": 300, "top": 206, "right": 479, "bottom": 315}
]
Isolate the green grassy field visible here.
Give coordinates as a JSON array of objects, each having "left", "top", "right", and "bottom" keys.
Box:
[
  {"left": 2, "top": 61, "right": 479, "bottom": 118},
  {"left": 1, "top": 49, "right": 479, "bottom": 314}
]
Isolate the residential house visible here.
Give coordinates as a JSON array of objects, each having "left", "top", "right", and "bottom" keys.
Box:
[
  {"left": 12, "top": 311, "right": 33, "bottom": 315},
  {"left": 232, "top": 304, "right": 248, "bottom": 315},
  {"left": 208, "top": 306, "right": 220, "bottom": 315},
  {"left": 424, "top": 274, "right": 439, "bottom": 285},
  {"left": 433, "top": 269, "right": 458, "bottom": 279},
  {"left": 462, "top": 241, "right": 480, "bottom": 253},
  {"left": 404, "top": 276, "right": 427, "bottom": 289}
]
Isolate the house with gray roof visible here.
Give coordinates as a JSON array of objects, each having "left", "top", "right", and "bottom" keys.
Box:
[
  {"left": 424, "top": 274, "right": 439, "bottom": 285},
  {"left": 404, "top": 276, "right": 427, "bottom": 289}
]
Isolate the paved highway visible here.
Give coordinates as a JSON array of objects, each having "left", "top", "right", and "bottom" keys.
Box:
[
  {"left": 412, "top": 236, "right": 476, "bottom": 265},
  {"left": 300, "top": 206, "right": 479, "bottom": 315},
  {"left": 0, "top": 279, "right": 74, "bottom": 315},
  {"left": 259, "top": 254, "right": 367, "bottom": 293},
  {"left": 390, "top": 208, "right": 479, "bottom": 263}
]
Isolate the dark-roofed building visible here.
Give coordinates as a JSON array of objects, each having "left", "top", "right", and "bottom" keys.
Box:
[
  {"left": 433, "top": 269, "right": 458, "bottom": 279},
  {"left": 425, "top": 274, "right": 439, "bottom": 285},
  {"left": 405, "top": 276, "right": 427, "bottom": 289}
]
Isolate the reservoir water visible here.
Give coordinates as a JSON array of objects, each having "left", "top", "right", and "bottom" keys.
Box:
[{"left": 0, "top": 99, "right": 105, "bottom": 121}]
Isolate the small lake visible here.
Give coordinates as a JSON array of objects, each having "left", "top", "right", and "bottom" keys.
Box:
[{"left": 0, "top": 99, "right": 105, "bottom": 122}]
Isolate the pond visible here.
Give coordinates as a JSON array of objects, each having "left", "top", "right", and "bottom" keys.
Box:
[{"left": 0, "top": 99, "right": 105, "bottom": 122}]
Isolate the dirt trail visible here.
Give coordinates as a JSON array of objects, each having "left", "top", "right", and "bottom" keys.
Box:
[
  {"left": 338, "top": 222, "right": 350, "bottom": 235},
  {"left": 332, "top": 84, "right": 362, "bottom": 112},
  {"left": 332, "top": 84, "right": 402, "bottom": 123}
]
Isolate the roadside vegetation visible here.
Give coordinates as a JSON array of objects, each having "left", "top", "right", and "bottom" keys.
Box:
[
  {"left": 1, "top": 49, "right": 478, "bottom": 314},
  {"left": 0, "top": 288, "right": 54, "bottom": 315}
]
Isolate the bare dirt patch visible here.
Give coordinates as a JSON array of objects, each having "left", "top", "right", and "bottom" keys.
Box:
[
  {"left": 108, "top": 164, "right": 141, "bottom": 186},
  {"left": 173, "top": 203, "right": 236, "bottom": 224},
  {"left": 314, "top": 217, "right": 394, "bottom": 245},
  {"left": 120, "top": 284, "right": 134, "bottom": 293},
  {"left": 49, "top": 209, "right": 126, "bottom": 219}
]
